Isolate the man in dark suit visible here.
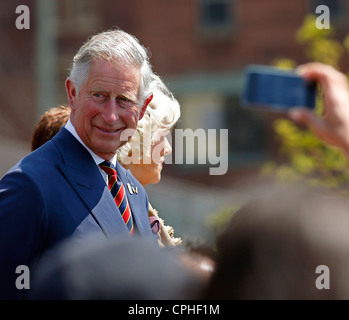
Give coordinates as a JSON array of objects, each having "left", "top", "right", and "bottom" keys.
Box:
[{"left": 0, "top": 29, "right": 155, "bottom": 299}]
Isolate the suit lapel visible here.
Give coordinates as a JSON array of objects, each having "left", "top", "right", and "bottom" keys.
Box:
[
  {"left": 114, "top": 160, "right": 151, "bottom": 238},
  {"left": 53, "top": 128, "right": 130, "bottom": 238}
]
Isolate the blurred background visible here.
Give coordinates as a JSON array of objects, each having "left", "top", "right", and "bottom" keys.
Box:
[{"left": 1, "top": 0, "right": 349, "bottom": 244}]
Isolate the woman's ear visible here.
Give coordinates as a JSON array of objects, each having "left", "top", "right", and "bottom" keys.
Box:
[{"left": 139, "top": 94, "right": 153, "bottom": 120}]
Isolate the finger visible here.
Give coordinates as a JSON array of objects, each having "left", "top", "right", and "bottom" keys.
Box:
[
  {"left": 297, "top": 63, "right": 347, "bottom": 88},
  {"left": 288, "top": 107, "right": 347, "bottom": 149},
  {"left": 288, "top": 107, "right": 321, "bottom": 128}
]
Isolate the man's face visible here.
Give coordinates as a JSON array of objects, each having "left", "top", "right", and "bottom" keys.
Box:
[{"left": 67, "top": 60, "right": 146, "bottom": 160}]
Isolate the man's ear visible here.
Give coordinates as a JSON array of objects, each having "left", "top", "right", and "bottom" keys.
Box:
[
  {"left": 139, "top": 94, "right": 153, "bottom": 120},
  {"left": 65, "top": 78, "right": 78, "bottom": 110}
]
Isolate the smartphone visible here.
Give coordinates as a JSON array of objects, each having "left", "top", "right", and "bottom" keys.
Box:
[{"left": 241, "top": 65, "right": 317, "bottom": 111}]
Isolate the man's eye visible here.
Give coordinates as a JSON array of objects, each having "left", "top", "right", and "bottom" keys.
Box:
[
  {"left": 92, "top": 93, "right": 108, "bottom": 102},
  {"left": 117, "top": 97, "right": 134, "bottom": 107}
]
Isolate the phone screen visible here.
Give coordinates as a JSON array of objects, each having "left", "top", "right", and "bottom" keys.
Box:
[{"left": 241, "top": 65, "right": 317, "bottom": 111}]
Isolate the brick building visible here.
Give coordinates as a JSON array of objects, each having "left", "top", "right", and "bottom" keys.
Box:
[{"left": 1, "top": 0, "right": 348, "bottom": 184}]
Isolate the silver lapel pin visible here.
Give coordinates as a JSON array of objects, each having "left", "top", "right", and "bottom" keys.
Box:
[{"left": 126, "top": 183, "right": 133, "bottom": 195}]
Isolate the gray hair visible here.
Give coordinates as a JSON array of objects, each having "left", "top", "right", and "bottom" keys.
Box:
[
  {"left": 69, "top": 28, "right": 153, "bottom": 103},
  {"left": 117, "top": 74, "right": 181, "bottom": 163}
]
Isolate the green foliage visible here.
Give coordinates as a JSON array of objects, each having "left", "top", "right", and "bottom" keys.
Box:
[
  {"left": 296, "top": 15, "right": 343, "bottom": 68},
  {"left": 261, "top": 14, "right": 349, "bottom": 191},
  {"left": 207, "top": 15, "right": 349, "bottom": 238},
  {"left": 270, "top": 58, "right": 297, "bottom": 70},
  {"left": 296, "top": 15, "right": 333, "bottom": 42}
]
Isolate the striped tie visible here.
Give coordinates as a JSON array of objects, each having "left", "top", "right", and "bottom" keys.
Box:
[{"left": 99, "top": 161, "right": 134, "bottom": 235}]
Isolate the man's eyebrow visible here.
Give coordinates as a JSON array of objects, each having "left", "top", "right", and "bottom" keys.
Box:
[
  {"left": 118, "top": 91, "right": 139, "bottom": 102},
  {"left": 88, "top": 87, "right": 139, "bottom": 103},
  {"left": 118, "top": 93, "right": 134, "bottom": 99}
]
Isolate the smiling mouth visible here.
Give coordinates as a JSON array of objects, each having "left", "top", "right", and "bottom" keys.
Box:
[{"left": 96, "top": 126, "right": 122, "bottom": 134}]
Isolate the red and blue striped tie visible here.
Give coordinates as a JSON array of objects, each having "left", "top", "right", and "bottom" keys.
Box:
[{"left": 99, "top": 161, "right": 134, "bottom": 235}]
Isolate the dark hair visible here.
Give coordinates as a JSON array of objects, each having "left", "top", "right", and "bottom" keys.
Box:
[
  {"left": 202, "top": 183, "right": 349, "bottom": 300},
  {"left": 31, "top": 106, "right": 71, "bottom": 151}
]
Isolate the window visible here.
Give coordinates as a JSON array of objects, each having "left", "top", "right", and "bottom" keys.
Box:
[
  {"left": 198, "top": 0, "right": 235, "bottom": 38},
  {"left": 58, "top": 0, "right": 101, "bottom": 35},
  {"left": 310, "top": 0, "right": 347, "bottom": 29}
]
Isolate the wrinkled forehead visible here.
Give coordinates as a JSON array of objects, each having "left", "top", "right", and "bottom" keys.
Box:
[
  {"left": 87, "top": 59, "right": 142, "bottom": 93},
  {"left": 89, "top": 58, "right": 141, "bottom": 78}
]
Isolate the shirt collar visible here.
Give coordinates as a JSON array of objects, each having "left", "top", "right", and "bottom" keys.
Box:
[{"left": 65, "top": 118, "right": 117, "bottom": 166}]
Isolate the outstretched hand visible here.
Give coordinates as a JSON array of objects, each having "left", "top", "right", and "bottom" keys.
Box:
[{"left": 288, "top": 62, "right": 349, "bottom": 158}]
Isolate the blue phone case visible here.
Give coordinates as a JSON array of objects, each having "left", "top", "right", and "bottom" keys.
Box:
[{"left": 241, "top": 65, "right": 317, "bottom": 111}]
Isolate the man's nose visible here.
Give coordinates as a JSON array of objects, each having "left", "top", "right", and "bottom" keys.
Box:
[{"left": 101, "top": 99, "right": 119, "bottom": 123}]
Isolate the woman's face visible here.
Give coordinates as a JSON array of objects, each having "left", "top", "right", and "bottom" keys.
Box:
[{"left": 125, "top": 133, "right": 172, "bottom": 186}]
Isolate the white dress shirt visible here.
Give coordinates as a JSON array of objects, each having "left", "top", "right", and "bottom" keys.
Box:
[{"left": 65, "top": 118, "right": 117, "bottom": 184}]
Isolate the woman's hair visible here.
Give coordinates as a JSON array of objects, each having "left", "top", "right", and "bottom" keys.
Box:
[
  {"left": 31, "top": 106, "right": 71, "bottom": 151},
  {"left": 117, "top": 74, "right": 181, "bottom": 164},
  {"left": 68, "top": 28, "right": 153, "bottom": 103}
]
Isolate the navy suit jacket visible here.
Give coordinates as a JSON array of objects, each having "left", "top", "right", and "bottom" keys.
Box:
[{"left": 0, "top": 128, "right": 156, "bottom": 299}]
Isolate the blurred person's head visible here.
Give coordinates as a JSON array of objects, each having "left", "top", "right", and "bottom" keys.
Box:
[
  {"left": 65, "top": 29, "right": 154, "bottom": 160},
  {"left": 202, "top": 182, "right": 349, "bottom": 299},
  {"left": 117, "top": 74, "right": 180, "bottom": 186},
  {"left": 30, "top": 236, "right": 204, "bottom": 300},
  {"left": 179, "top": 241, "right": 216, "bottom": 285},
  {"left": 31, "top": 106, "right": 70, "bottom": 151}
]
